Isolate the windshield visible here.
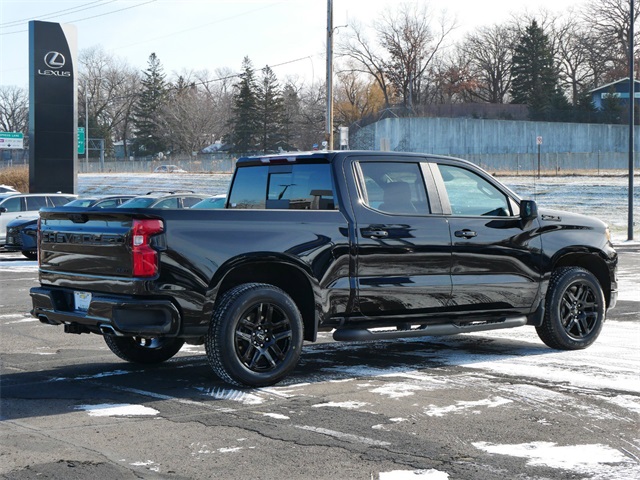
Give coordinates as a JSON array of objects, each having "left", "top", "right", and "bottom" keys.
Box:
[
  {"left": 191, "top": 197, "right": 226, "bottom": 209},
  {"left": 64, "top": 199, "right": 96, "bottom": 207}
]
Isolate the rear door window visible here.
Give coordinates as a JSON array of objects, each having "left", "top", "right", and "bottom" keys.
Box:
[
  {"left": 25, "top": 196, "right": 48, "bottom": 210},
  {"left": 182, "top": 196, "right": 206, "bottom": 208},
  {"left": 358, "top": 162, "right": 430, "bottom": 215},
  {"left": 48, "top": 196, "right": 75, "bottom": 207},
  {"left": 153, "top": 198, "right": 179, "bottom": 209}
]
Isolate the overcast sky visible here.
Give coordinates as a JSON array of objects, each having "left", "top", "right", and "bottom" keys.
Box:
[{"left": 1, "top": 0, "right": 583, "bottom": 89}]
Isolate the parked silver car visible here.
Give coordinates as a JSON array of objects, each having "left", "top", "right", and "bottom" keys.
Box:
[{"left": 0, "top": 193, "right": 76, "bottom": 245}]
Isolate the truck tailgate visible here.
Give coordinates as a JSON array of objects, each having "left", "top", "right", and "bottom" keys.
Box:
[{"left": 38, "top": 209, "right": 156, "bottom": 278}]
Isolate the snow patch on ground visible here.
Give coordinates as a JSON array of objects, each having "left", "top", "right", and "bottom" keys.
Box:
[
  {"left": 424, "top": 396, "right": 512, "bottom": 417},
  {"left": 379, "top": 469, "right": 449, "bottom": 480},
  {"left": 51, "top": 369, "right": 132, "bottom": 382},
  {"left": 76, "top": 403, "right": 159, "bottom": 417},
  {"left": 196, "top": 386, "right": 264, "bottom": 405},
  {"left": 0, "top": 261, "right": 37, "bottom": 272},
  {"left": 262, "top": 412, "right": 290, "bottom": 420},
  {"left": 473, "top": 441, "right": 634, "bottom": 478},
  {"left": 312, "top": 401, "right": 371, "bottom": 409}
]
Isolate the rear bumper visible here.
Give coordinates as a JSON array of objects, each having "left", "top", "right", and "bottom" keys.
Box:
[{"left": 30, "top": 286, "right": 181, "bottom": 336}]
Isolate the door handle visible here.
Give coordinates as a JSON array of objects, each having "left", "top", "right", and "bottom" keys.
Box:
[
  {"left": 361, "top": 228, "right": 389, "bottom": 238},
  {"left": 455, "top": 229, "right": 477, "bottom": 239}
]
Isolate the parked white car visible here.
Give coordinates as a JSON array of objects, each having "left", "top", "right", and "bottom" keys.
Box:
[{"left": 0, "top": 193, "right": 76, "bottom": 245}]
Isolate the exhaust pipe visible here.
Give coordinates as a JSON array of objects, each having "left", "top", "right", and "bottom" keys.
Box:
[{"left": 99, "top": 324, "right": 117, "bottom": 335}]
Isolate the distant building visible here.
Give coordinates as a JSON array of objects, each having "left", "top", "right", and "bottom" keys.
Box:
[{"left": 589, "top": 78, "right": 640, "bottom": 110}]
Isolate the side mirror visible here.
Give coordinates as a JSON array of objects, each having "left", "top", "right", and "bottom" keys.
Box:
[
  {"left": 520, "top": 199, "right": 538, "bottom": 221},
  {"left": 0, "top": 207, "right": 6, "bottom": 214}
]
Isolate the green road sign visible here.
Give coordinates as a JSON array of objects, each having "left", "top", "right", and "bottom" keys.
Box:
[
  {"left": 0, "top": 132, "right": 24, "bottom": 149},
  {"left": 78, "top": 127, "right": 85, "bottom": 155}
]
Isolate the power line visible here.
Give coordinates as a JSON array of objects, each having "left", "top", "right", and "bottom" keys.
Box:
[
  {"left": 0, "top": 0, "right": 111, "bottom": 28},
  {"left": 77, "top": 54, "right": 318, "bottom": 105},
  {"left": 110, "top": 2, "right": 281, "bottom": 52},
  {"left": 0, "top": 0, "right": 157, "bottom": 36}
]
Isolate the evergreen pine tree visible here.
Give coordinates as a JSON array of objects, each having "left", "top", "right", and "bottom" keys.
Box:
[
  {"left": 600, "top": 87, "right": 623, "bottom": 124},
  {"left": 132, "top": 53, "right": 168, "bottom": 156},
  {"left": 575, "top": 91, "right": 598, "bottom": 123},
  {"left": 256, "top": 66, "right": 285, "bottom": 153},
  {"left": 229, "top": 57, "right": 259, "bottom": 153},
  {"left": 510, "top": 21, "right": 558, "bottom": 119}
]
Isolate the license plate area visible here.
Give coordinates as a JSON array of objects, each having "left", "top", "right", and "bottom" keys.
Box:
[{"left": 74, "top": 291, "right": 92, "bottom": 312}]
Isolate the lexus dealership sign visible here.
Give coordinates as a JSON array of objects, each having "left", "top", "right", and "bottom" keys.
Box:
[{"left": 29, "top": 21, "right": 78, "bottom": 194}]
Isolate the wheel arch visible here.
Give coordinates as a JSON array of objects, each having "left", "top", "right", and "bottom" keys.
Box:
[
  {"left": 212, "top": 256, "right": 319, "bottom": 342},
  {"left": 552, "top": 250, "right": 612, "bottom": 307}
]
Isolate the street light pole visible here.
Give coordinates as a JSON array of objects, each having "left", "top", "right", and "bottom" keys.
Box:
[
  {"left": 85, "top": 86, "right": 89, "bottom": 170},
  {"left": 326, "top": 0, "right": 334, "bottom": 150},
  {"left": 629, "top": 0, "right": 635, "bottom": 241}
]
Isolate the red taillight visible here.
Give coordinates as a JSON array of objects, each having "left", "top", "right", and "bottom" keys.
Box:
[
  {"left": 131, "top": 219, "right": 163, "bottom": 277},
  {"left": 37, "top": 217, "right": 41, "bottom": 266}
]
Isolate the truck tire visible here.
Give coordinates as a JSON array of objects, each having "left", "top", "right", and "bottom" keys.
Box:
[
  {"left": 104, "top": 335, "right": 184, "bottom": 364},
  {"left": 205, "top": 283, "right": 304, "bottom": 387},
  {"left": 536, "top": 267, "right": 605, "bottom": 350},
  {"left": 22, "top": 251, "right": 37, "bottom": 260}
]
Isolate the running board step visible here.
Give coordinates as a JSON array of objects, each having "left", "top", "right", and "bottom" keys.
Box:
[{"left": 333, "top": 316, "right": 528, "bottom": 342}]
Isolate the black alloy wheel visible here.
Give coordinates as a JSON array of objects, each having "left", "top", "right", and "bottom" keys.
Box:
[
  {"left": 536, "top": 267, "right": 606, "bottom": 350},
  {"left": 205, "top": 283, "right": 304, "bottom": 387}
]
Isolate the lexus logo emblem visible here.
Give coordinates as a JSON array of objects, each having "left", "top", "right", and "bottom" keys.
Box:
[{"left": 44, "top": 51, "right": 65, "bottom": 69}]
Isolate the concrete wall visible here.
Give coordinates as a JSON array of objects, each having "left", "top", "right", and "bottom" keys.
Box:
[{"left": 351, "top": 117, "right": 640, "bottom": 172}]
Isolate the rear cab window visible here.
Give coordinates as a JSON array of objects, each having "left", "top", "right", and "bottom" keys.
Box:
[{"left": 228, "top": 161, "right": 336, "bottom": 210}]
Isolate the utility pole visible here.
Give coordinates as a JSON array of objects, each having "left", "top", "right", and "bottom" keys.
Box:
[{"left": 325, "top": 0, "right": 334, "bottom": 150}]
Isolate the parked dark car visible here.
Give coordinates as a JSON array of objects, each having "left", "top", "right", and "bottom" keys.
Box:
[
  {"left": 30, "top": 151, "right": 617, "bottom": 387},
  {"left": 153, "top": 165, "right": 186, "bottom": 173},
  {"left": 4, "top": 195, "right": 135, "bottom": 259}
]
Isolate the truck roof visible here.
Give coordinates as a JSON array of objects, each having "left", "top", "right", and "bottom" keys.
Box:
[{"left": 234, "top": 150, "right": 476, "bottom": 167}]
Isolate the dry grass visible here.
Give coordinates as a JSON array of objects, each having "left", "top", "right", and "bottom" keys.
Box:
[{"left": 0, "top": 166, "right": 29, "bottom": 192}]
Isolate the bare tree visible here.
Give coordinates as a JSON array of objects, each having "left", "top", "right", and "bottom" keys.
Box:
[
  {"left": 0, "top": 85, "right": 28, "bottom": 134},
  {"left": 337, "top": 19, "right": 394, "bottom": 108},
  {"left": 160, "top": 81, "right": 217, "bottom": 155},
  {"left": 583, "top": 0, "right": 640, "bottom": 79},
  {"left": 553, "top": 15, "right": 598, "bottom": 104},
  {"left": 458, "top": 24, "right": 515, "bottom": 104},
  {"left": 182, "top": 67, "right": 236, "bottom": 143},
  {"left": 334, "top": 66, "right": 385, "bottom": 126},
  {"left": 338, "top": 3, "right": 455, "bottom": 110},
  {"left": 376, "top": 3, "right": 457, "bottom": 108},
  {"left": 78, "top": 46, "right": 139, "bottom": 156},
  {"left": 296, "top": 82, "right": 326, "bottom": 149}
]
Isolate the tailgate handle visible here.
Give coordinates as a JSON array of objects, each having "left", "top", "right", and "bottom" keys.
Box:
[
  {"left": 69, "top": 213, "right": 89, "bottom": 223},
  {"left": 455, "top": 229, "right": 477, "bottom": 239}
]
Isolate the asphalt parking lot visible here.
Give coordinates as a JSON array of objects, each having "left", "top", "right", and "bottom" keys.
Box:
[{"left": 1, "top": 246, "right": 639, "bottom": 480}]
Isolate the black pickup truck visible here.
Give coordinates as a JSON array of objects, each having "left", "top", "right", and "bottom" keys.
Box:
[{"left": 30, "top": 151, "right": 617, "bottom": 387}]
